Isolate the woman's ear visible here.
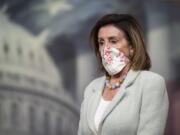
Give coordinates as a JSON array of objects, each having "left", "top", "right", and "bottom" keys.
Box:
[
  {"left": 129, "top": 46, "right": 134, "bottom": 58},
  {"left": 130, "top": 49, "right": 134, "bottom": 55}
]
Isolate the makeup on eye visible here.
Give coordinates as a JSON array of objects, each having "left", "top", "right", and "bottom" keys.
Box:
[
  {"left": 98, "top": 39, "right": 104, "bottom": 46},
  {"left": 98, "top": 37, "right": 119, "bottom": 46},
  {"left": 109, "top": 39, "right": 118, "bottom": 44}
]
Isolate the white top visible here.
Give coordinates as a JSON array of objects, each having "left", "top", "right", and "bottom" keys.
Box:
[{"left": 94, "top": 97, "right": 111, "bottom": 131}]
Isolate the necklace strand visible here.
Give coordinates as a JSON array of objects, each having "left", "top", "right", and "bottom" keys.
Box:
[{"left": 105, "top": 74, "right": 127, "bottom": 90}]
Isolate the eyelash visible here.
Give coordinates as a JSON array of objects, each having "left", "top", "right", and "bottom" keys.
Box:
[
  {"left": 98, "top": 40, "right": 118, "bottom": 46},
  {"left": 110, "top": 40, "right": 117, "bottom": 44},
  {"left": 98, "top": 42, "right": 104, "bottom": 46}
]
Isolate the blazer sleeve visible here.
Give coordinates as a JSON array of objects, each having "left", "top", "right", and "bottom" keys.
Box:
[
  {"left": 78, "top": 87, "right": 89, "bottom": 135},
  {"left": 77, "top": 100, "right": 84, "bottom": 135},
  {"left": 77, "top": 81, "right": 94, "bottom": 135},
  {"left": 137, "top": 75, "right": 169, "bottom": 135}
]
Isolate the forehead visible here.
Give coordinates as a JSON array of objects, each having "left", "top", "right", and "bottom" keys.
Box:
[{"left": 98, "top": 25, "right": 125, "bottom": 39}]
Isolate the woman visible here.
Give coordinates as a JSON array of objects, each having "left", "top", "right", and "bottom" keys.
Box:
[{"left": 78, "top": 14, "right": 169, "bottom": 135}]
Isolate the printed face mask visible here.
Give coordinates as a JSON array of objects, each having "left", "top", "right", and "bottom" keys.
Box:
[{"left": 100, "top": 46, "right": 130, "bottom": 76}]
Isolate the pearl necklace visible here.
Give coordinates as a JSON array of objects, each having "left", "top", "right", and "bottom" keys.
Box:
[{"left": 105, "top": 74, "right": 127, "bottom": 90}]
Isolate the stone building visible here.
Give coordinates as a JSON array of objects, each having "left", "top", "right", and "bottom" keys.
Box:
[{"left": 0, "top": 12, "right": 78, "bottom": 135}]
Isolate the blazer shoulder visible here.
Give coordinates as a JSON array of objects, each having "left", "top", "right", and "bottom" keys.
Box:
[
  {"left": 139, "top": 70, "right": 167, "bottom": 94},
  {"left": 83, "top": 76, "right": 105, "bottom": 98},
  {"left": 140, "top": 70, "right": 165, "bottom": 82}
]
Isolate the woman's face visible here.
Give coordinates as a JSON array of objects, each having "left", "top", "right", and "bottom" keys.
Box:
[{"left": 98, "top": 25, "right": 132, "bottom": 57}]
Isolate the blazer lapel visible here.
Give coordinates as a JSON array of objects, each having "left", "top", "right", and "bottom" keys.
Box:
[
  {"left": 86, "top": 69, "right": 141, "bottom": 134},
  {"left": 86, "top": 76, "right": 106, "bottom": 134},
  {"left": 98, "top": 69, "right": 141, "bottom": 130}
]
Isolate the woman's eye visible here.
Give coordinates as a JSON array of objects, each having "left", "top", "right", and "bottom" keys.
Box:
[
  {"left": 98, "top": 41, "right": 104, "bottom": 46},
  {"left": 110, "top": 40, "right": 117, "bottom": 44}
]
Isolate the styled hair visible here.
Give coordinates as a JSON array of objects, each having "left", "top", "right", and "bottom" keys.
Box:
[{"left": 90, "top": 13, "right": 151, "bottom": 72}]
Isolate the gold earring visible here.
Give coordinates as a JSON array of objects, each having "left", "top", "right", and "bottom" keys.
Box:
[{"left": 129, "top": 50, "right": 134, "bottom": 58}]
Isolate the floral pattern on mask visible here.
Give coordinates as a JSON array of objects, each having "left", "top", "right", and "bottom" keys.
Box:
[
  {"left": 103, "top": 46, "right": 129, "bottom": 65},
  {"left": 100, "top": 46, "right": 130, "bottom": 75}
]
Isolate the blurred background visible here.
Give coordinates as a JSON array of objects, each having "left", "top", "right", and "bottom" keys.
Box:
[{"left": 0, "top": 0, "right": 179, "bottom": 135}]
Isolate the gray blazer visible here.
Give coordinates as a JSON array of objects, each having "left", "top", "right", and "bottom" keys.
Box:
[{"left": 78, "top": 69, "right": 169, "bottom": 135}]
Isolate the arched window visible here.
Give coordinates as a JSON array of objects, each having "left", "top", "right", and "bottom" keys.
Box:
[
  {"left": 29, "top": 105, "right": 36, "bottom": 133},
  {"left": 11, "top": 102, "right": 19, "bottom": 128},
  {"left": 55, "top": 116, "right": 63, "bottom": 135},
  {"left": 4, "top": 42, "right": 9, "bottom": 54},
  {"left": 43, "top": 111, "right": 50, "bottom": 135}
]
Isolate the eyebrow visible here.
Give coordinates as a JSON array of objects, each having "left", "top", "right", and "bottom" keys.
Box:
[
  {"left": 108, "top": 36, "right": 118, "bottom": 40},
  {"left": 98, "top": 36, "right": 119, "bottom": 39}
]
